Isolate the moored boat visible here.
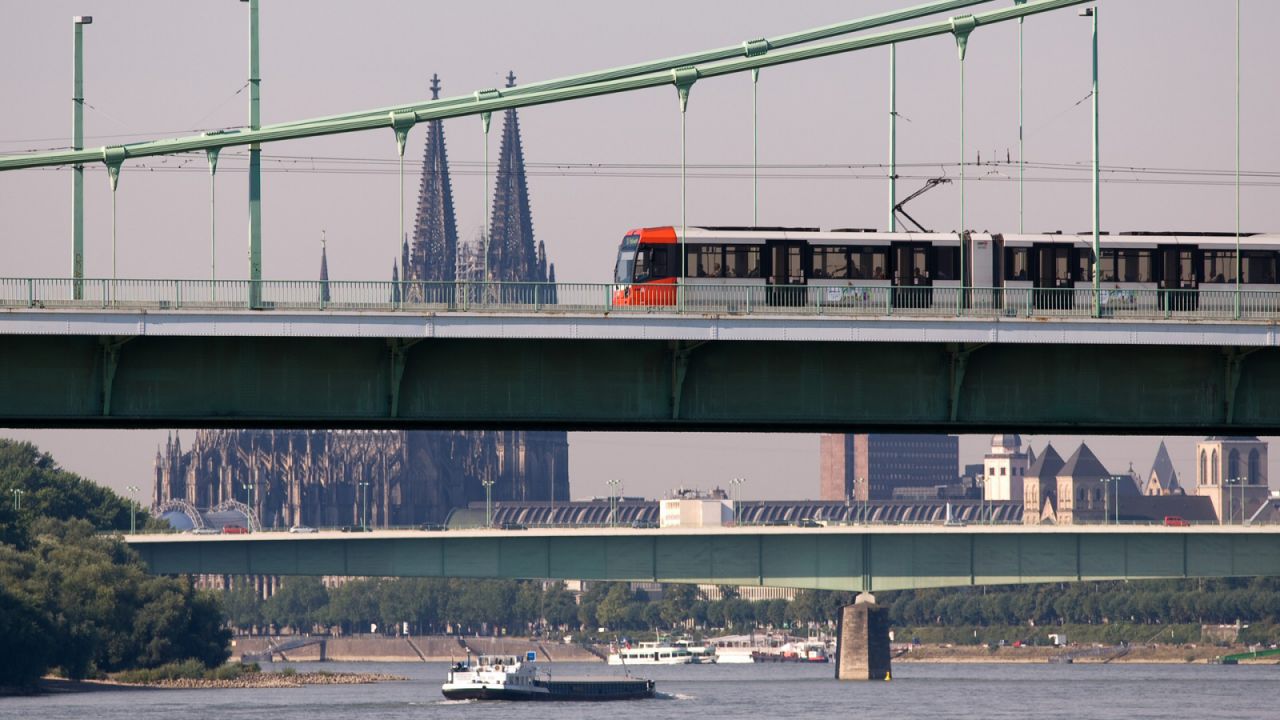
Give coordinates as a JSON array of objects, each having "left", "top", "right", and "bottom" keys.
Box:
[
  {"left": 608, "top": 640, "right": 697, "bottom": 665},
  {"left": 443, "top": 653, "right": 655, "bottom": 701}
]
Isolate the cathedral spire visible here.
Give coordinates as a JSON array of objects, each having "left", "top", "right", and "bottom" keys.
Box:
[
  {"left": 319, "top": 230, "right": 331, "bottom": 303},
  {"left": 487, "top": 70, "right": 543, "bottom": 282},
  {"left": 407, "top": 73, "right": 458, "bottom": 283}
]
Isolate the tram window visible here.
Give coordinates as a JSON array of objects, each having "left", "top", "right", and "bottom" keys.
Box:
[
  {"left": 1202, "top": 250, "right": 1237, "bottom": 283},
  {"left": 687, "top": 245, "right": 725, "bottom": 278},
  {"left": 634, "top": 246, "right": 672, "bottom": 282},
  {"left": 787, "top": 246, "right": 804, "bottom": 283},
  {"left": 615, "top": 251, "right": 635, "bottom": 283},
  {"left": 1242, "top": 251, "right": 1278, "bottom": 284},
  {"left": 1115, "top": 249, "right": 1153, "bottom": 282},
  {"left": 935, "top": 247, "right": 958, "bottom": 281},
  {"left": 812, "top": 246, "right": 850, "bottom": 279},
  {"left": 1178, "top": 251, "right": 1194, "bottom": 286},
  {"left": 1077, "top": 251, "right": 1093, "bottom": 282},
  {"left": 854, "top": 248, "right": 888, "bottom": 280},
  {"left": 1005, "top": 247, "right": 1030, "bottom": 281},
  {"left": 1100, "top": 250, "right": 1118, "bottom": 282},
  {"left": 726, "top": 245, "right": 761, "bottom": 278}
]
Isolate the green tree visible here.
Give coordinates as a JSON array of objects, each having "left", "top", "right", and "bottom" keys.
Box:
[
  {"left": 595, "top": 583, "right": 634, "bottom": 630},
  {"left": 326, "top": 578, "right": 380, "bottom": 633},
  {"left": 0, "top": 570, "right": 53, "bottom": 688},
  {"left": 660, "top": 584, "right": 702, "bottom": 628},
  {"left": 265, "top": 577, "right": 329, "bottom": 633},
  {"left": 0, "top": 440, "right": 148, "bottom": 532},
  {"left": 543, "top": 582, "right": 580, "bottom": 630},
  {"left": 222, "top": 583, "right": 265, "bottom": 632}
]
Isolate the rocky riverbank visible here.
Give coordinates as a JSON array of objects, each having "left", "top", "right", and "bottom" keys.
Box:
[{"left": 137, "top": 671, "right": 407, "bottom": 689}]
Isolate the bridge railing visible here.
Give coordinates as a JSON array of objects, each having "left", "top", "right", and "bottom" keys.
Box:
[{"left": 2, "top": 278, "right": 1276, "bottom": 321}]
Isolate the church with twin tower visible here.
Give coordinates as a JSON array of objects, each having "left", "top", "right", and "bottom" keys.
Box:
[{"left": 153, "top": 73, "right": 568, "bottom": 529}]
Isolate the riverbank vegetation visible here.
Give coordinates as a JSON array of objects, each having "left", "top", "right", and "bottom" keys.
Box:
[
  {"left": 220, "top": 573, "right": 1280, "bottom": 648},
  {"left": 0, "top": 440, "right": 230, "bottom": 691}
]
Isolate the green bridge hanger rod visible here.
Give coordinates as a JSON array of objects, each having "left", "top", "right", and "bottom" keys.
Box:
[{"left": 0, "top": 0, "right": 1094, "bottom": 172}]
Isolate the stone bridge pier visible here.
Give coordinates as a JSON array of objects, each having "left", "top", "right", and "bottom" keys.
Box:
[{"left": 835, "top": 594, "right": 891, "bottom": 681}]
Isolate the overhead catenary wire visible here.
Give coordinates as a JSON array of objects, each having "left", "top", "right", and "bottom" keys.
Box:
[{"left": 33, "top": 153, "right": 1280, "bottom": 188}]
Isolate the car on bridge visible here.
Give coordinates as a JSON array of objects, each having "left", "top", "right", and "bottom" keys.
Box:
[
  {"left": 222, "top": 525, "right": 249, "bottom": 534},
  {"left": 288, "top": 525, "right": 317, "bottom": 533},
  {"left": 1163, "top": 516, "right": 1191, "bottom": 527}
]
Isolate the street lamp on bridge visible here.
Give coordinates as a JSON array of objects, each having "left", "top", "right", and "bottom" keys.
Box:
[
  {"left": 1226, "top": 477, "right": 1248, "bottom": 525},
  {"left": 1100, "top": 475, "right": 1122, "bottom": 525},
  {"left": 241, "top": 481, "right": 257, "bottom": 532},
  {"left": 126, "top": 485, "right": 140, "bottom": 534},
  {"left": 358, "top": 480, "right": 371, "bottom": 531},
  {"left": 609, "top": 479, "right": 622, "bottom": 527},
  {"left": 1080, "top": 6, "right": 1101, "bottom": 317},
  {"left": 481, "top": 476, "right": 495, "bottom": 528},
  {"left": 730, "top": 477, "right": 746, "bottom": 526}
]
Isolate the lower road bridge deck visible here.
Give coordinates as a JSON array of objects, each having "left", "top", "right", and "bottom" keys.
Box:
[{"left": 125, "top": 526, "right": 1280, "bottom": 593}]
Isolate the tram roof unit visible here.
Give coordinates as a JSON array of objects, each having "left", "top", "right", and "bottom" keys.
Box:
[
  {"left": 648, "top": 226, "right": 1280, "bottom": 249},
  {"left": 1000, "top": 232, "right": 1280, "bottom": 249},
  {"left": 672, "top": 226, "right": 965, "bottom": 245}
]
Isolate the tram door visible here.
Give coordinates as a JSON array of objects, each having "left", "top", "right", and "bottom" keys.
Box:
[
  {"left": 1160, "top": 245, "right": 1197, "bottom": 311},
  {"left": 1033, "top": 244, "right": 1073, "bottom": 310},
  {"left": 766, "top": 240, "right": 806, "bottom": 306},
  {"left": 891, "top": 242, "right": 931, "bottom": 309}
]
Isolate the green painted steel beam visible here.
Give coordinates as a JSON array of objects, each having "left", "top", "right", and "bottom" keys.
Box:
[
  {"left": 5, "top": 334, "right": 1280, "bottom": 433},
  {"left": 0, "top": 0, "right": 1092, "bottom": 173},
  {"left": 125, "top": 528, "right": 1280, "bottom": 592},
  {"left": 261, "top": 0, "right": 1002, "bottom": 137}
]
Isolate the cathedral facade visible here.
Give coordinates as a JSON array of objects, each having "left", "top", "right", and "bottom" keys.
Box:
[
  {"left": 153, "top": 429, "right": 568, "bottom": 527},
  {"left": 152, "top": 73, "right": 569, "bottom": 528}
]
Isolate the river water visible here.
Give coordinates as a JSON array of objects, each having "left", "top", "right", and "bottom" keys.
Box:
[{"left": 3, "top": 660, "right": 1276, "bottom": 720}]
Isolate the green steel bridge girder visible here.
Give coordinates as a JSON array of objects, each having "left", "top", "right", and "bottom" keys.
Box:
[
  {"left": 0, "top": 0, "right": 1095, "bottom": 173},
  {"left": 3, "top": 334, "right": 1280, "bottom": 433},
  {"left": 125, "top": 529, "right": 1280, "bottom": 592}
]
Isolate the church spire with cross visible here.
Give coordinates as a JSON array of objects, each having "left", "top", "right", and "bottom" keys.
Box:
[
  {"left": 318, "top": 230, "right": 330, "bottom": 303},
  {"left": 486, "top": 70, "right": 547, "bottom": 283},
  {"left": 405, "top": 72, "right": 458, "bottom": 283}
]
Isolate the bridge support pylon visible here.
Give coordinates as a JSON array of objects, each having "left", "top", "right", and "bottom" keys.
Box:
[{"left": 835, "top": 593, "right": 891, "bottom": 681}]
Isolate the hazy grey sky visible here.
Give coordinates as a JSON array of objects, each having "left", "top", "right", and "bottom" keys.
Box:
[{"left": 2, "top": 1, "right": 1279, "bottom": 500}]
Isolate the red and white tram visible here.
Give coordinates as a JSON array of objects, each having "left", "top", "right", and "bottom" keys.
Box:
[{"left": 612, "top": 226, "right": 1280, "bottom": 310}]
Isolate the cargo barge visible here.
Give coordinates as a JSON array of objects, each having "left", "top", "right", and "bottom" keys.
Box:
[{"left": 442, "top": 653, "right": 655, "bottom": 701}]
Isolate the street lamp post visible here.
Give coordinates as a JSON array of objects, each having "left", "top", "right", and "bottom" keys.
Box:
[
  {"left": 359, "top": 480, "right": 370, "bottom": 530},
  {"left": 1101, "top": 475, "right": 1122, "bottom": 525},
  {"left": 730, "top": 477, "right": 745, "bottom": 526},
  {"left": 857, "top": 477, "right": 867, "bottom": 524},
  {"left": 241, "top": 0, "right": 263, "bottom": 309},
  {"left": 72, "top": 15, "right": 92, "bottom": 299},
  {"left": 607, "top": 479, "right": 622, "bottom": 528},
  {"left": 1226, "top": 477, "right": 1247, "bottom": 525},
  {"left": 482, "top": 476, "right": 495, "bottom": 528},
  {"left": 11, "top": 488, "right": 24, "bottom": 511},
  {"left": 1080, "top": 6, "right": 1101, "bottom": 317},
  {"left": 241, "top": 481, "right": 257, "bottom": 531},
  {"left": 126, "top": 484, "right": 139, "bottom": 534}
]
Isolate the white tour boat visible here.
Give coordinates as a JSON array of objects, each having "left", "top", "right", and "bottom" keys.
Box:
[
  {"left": 608, "top": 640, "right": 713, "bottom": 665},
  {"left": 443, "top": 652, "right": 655, "bottom": 701}
]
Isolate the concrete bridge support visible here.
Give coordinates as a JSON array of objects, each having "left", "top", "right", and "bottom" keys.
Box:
[{"left": 836, "top": 594, "right": 891, "bottom": 681}]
